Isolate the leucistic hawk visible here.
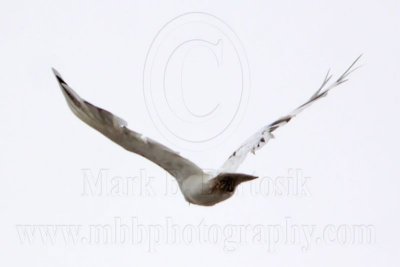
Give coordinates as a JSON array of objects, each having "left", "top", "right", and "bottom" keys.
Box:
[{"left": 53, "top": 55, "right": 361, "bottom": 206}]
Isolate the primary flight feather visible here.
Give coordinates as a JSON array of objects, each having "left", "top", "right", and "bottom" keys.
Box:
[{"left": 53, "top": 56, "right": 361, "bottom": 206}]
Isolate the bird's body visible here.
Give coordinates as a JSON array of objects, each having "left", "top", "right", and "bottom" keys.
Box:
[
  {"left": 180, "top": 173, "right": 258, "bottom": 206},
  {"left": 52, "top": 56, "right": 361, "bottom": 206},
  {"left": 180, "top": 173, "right": 221, "bottom": 206}
]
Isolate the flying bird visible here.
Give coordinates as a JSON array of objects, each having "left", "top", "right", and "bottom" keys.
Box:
[{"left": 53, "top": 56, "right": 361, "bottom": 206}]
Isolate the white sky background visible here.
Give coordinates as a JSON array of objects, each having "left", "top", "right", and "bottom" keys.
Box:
[{"left": 1, "top": 0, "right": 400, "bottom": 266}]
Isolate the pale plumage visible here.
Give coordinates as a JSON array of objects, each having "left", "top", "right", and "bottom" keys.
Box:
[
  {"left": 219, "top": 55, "right": 362, "bottom": 173},
  {"left": 53, "top": 56, "right": 361, "bottom": 206}
]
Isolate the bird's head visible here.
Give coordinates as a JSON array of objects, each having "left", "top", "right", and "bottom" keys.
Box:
[{"left": 209, "top": 172, "right": 258, "bottom": 195}]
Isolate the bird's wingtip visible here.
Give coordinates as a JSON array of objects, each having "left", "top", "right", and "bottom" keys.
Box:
[
  {"left": 51, "top": 67, "right": 66, "bottom": 84},
  {"left": 355, "top": 53, "right": 363, "bottom": 63},
  {"left": 51, "top": 67, "right": 59, "bottom": 76}
]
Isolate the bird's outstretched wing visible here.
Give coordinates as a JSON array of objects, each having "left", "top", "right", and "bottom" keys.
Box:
[
  {"left": 52, "top": 69, "right": 204, "bottom": 182},
  {"left": 219, "top": 55, "right": 362, "bottom": 173}
]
